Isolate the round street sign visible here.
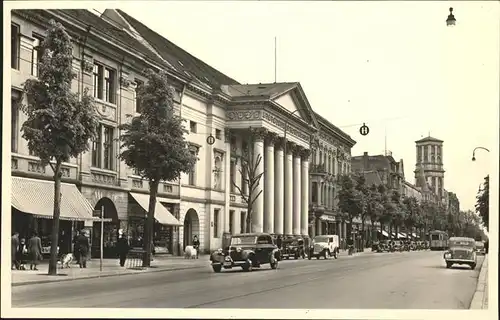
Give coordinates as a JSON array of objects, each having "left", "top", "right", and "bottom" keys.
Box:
[
  {"left": 359, "top": 123, "right": 370, "bottom": 136},
  {"left": 206, "top": 134, "right": 216, "bottom": 145}
]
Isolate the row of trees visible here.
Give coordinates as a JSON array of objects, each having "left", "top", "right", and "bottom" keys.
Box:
[
  {"left": 336, "top": 173, "right": 486, "bottom": 246},
  {"left": 21, "top": 21, "right": 196, "bottom": 274},
  {"left": 475, "top": 175, "right": 489, "bottom": 231}
]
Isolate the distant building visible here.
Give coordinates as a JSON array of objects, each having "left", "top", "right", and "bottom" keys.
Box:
[
  {"left": 402, "top": 181, "right": 423, "bottom": 202},
  {"left": 414, "top": 136, "right": 445, "bottom": 200}
]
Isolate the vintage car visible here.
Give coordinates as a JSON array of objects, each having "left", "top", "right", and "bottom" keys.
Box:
[
  {"left": 281, "top": 236, "right": 305, "bottom": 259},
  {"left": 443, "top": 237, "right": 477, "bottom": 269},
  {"left": 389, "top": 240, "right": 403, "bottom": 252},
  {"left": 475, "top": 241, "right": 486, "bottom": 255},
  {"left": 209, "top": 233, "right": 281, "bottom": 273},
  {"left": 308, "top": 235, "right": 339, "bottom": 260}
]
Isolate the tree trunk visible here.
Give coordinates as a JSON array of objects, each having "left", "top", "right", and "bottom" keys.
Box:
[
  {"left": 361, "top": 217, "right": 366, "bottom": 249},
  {"left": 48, "top": 161, "right": 62, "bottom": 275},
  {"left": 246, "top": 202, "right": 252, "bottom": 233},
  {"left": 144, "top": 180, "right": 160, "bottom": 267}
]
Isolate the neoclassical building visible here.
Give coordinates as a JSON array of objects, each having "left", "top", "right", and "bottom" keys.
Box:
[{"left": 9, "top": 9, "right": 355, "bottom": 255}]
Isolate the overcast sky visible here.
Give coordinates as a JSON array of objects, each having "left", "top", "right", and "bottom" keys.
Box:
[
  {"left": 15, "top": 1, "right": 499, "bottom": 211},
  {"left": 118, "top": 1, "right": 498, "bottom": 211}
]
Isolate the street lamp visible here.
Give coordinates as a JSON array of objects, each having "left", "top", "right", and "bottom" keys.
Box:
[
  {"left": 472, "top": 147, "right": 490, "bottom": 161},
  {"left": 446, "top": 7, "right": 456, "bottom": 27}
]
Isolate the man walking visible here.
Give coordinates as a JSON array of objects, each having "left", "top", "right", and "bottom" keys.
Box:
[
  {"left": 116, "top": 229, "right": 129, "bottom": 267},
  {"left": 76, "top": 230, "right": 89, "bottom": 268},
  {"left": 12, "top": 232, "right": 20, "bottom": 270}
]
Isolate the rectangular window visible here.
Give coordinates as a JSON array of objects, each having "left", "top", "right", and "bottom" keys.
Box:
[
  {"left": 213, "top": 209, "right": 220, "bottom": 238},
  {"left": 93, "top": 62, "right": 116, "bottom": 104},
  {"left": 312, "top": 182, "right": 318, "bottom": 203},
  {"left": 91, "top": 125, "right": 102, "bottom": 167},
  {"left": 103, "top": 126, "right": 114, "bottom": 170},
  {"left": 229, "top": 210, "right": 234, "bottom": 234},
  {"left": 424, "top": 146, "right": 428, "bottom": 163},
  {"left": 31, "top": 34, "right": 44, "bottom": 76},
  {"left": 189, "top": 121, "right": 197, "bottom": 133},
  {"left": 417, "top": 147, "right": 422, "bottom": 164},
  {"left": 135, "top": 79, "right": 143, "bottom": 113},
  {"left": 215, "top": 129, "right": 221, "bottom": 140},
  {"left": 188, "top": 149, "right": 197, "bottom": 185},
  {"left": 230, "top": 160, "right": 236, "bottom": 192},
  {"left": 11, "top": 92, "right": 21, "bottom": 153},
  {"left": 11, "top": 24, "right": 20, "bottom": 69}
]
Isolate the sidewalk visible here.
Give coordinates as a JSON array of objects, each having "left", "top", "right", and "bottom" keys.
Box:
[
  {"left": 11, "top": 255, "right": 208, "bottom": 287},
  {"left": 469, "top": 254, "right": 489, "bottom": 309}
]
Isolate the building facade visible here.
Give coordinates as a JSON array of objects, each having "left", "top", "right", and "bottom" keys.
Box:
[
  {"left": 414, "top": 136, "right": 445, "bottom": 200},
  {"left": 308, "top": 113, "right": 356, "bottom": 239},
  {"left": 9, "top": 9, "right": 354, "bottom": 255}
]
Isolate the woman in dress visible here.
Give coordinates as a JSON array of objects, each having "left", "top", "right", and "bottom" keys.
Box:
[{"left": 27, "top": 231, "right": 43, "bottom": 271}]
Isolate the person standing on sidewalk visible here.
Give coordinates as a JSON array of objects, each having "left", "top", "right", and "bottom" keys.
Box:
[
  {"left": 73, "top": 230, "right": 81, "bottom": 265},
  {"left": 12, "top": 232, "right": 20, "bottom": 270},
  {"left": 192, "top": 235, "right": 200, "bottom": 259},
  {"left": 76, "top": 231, "right": 89, "bottom": 268},
  {"left": 27, "top": 231, "right": 42, "bottom": 271},
  {"left": 116, "top": 230, "right": 129, "bottom": 267}
]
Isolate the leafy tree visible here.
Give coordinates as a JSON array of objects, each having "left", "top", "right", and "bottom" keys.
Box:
[
  {"left": 365, "top": 184, "right": 384, "bottom": 244},
  {"left": 475, "top": 175, "right": 489, "bottom": 230},
  {"left": 230, "top": 131, "right": 264, "bottom": 233},
  {"left": 337, "top": 174, "right": 363, "bottom": 240},
  {"left": 403, "top": 196, "right": 420, "bottom": 238},
  {"left": 21, "top": 20, "right": 99, "bottom": 275},
  {"left": 377, "top": 185, "right": 393, "bottom": 238},
  {"left": 390, "top": 190, "right": 405, "bottom": 236},
  {"left": 352, "top": 173, "right": 370, "bottom": 247},
  {"left": 119, "top": 69, "right": 197, "bottom": 267}
]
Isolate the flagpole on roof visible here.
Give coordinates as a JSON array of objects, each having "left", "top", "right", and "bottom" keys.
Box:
[{"left": 274, "top": 36, "right": 277, "bottom": 83}]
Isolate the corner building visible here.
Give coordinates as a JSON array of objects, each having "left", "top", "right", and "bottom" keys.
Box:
[{"left": 9, "top": 9, "right": 355, "bottom": 255}]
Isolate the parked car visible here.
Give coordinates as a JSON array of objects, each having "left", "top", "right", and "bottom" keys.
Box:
[
  {"left": 281, "top": 236, "right": 305, "bottom": 259},
  {"left": 209, "top": 233, "right": 281, "bottom": 273},
  {"left": 475, "top": 241, "right": 486, "bottom": 255},
  {"left": 443, "top": 237, "right": 477, "bottom": 269},
  {"left": 308, "top": 235, "right": 339, "bottom": 260}
]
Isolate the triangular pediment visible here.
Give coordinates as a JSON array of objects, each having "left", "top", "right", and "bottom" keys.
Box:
[{"left": 270, "top": 83, "right": 318, "bottom": 129}]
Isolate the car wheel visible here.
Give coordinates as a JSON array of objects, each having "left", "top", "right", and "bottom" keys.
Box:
[
  {"left": 212, "top": 264, "right": 222, "bottom": 273},
  {"left": 308, "top": 255, "right": 312, "bottom": 260},
  {"left": 470, "top": 263, "right": 476, "bottom": 270},
  {"left": 333, "top": 250, "right": 338, "bottom": 259},
  {"left": 446, "top": 262, "right": 452, "bottom": 269},
  {"left": 324, "top": 250, "right": 330, "bottom": 260},
  {"left": 242, "top": 259, "right": 253, "bottom": 272},
  {"left": 294, "top": 253, "right": 299, "bottom": 260}
]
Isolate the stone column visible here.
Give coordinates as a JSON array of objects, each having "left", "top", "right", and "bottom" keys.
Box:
[
  {"left": 224, "top": 130, "right": 232, "bottom": 233},
  {"left": 284, "top": 141, "right": 294, "bottom": 236},
  {"left": 264, "top": 133, "right": 277, "bottom": 234},
  {"left": 317, "top": 182, "right": 322, "bottom": 206},
  {"left": 316, "top": 218, "right": 322, "bottom": 236},
  {"left": 274, "top": 138, "right": 285, "bottom": 235},
  {"left": 293, "top": 147, "right": 302, "bottom": 236},
  {"left": 252, "top": 128, "right": 266, "bottom": 233},
  {"left": 301, "top": 149, "right": 310, "bottom": 236}
]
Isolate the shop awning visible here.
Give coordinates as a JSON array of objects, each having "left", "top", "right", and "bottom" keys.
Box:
[
  {"left": 12, "top": 176, "right": 98, "bottom": 221},
  {"left": 412, "top": 233, "right": 418, "bottom": 238},
  {"left": 378, "top": 230, "right": 389, "bottom": 237},
  {"left": 397, "top": 233, "right": 406, "bottom": 239},
  {"left": 129, "top": 192, "right": 182, "bottom": 226},
  {"left": 319, "top": 214, "right": 336, "bottom": 222}
]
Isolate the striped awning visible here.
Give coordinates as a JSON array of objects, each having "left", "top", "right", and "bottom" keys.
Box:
[
  {"left": 12, "top": 176, "right": 98, "bottom": 221},
  {"left": 319, "top": 214, "right": 336, "bottom": 222},
  {"left": 129, "top": 192, "right": 182, "bottom": 226},
  {"left": 398, "top": 233, "right": 406, "bottom": 239},
  {"left": 378, "top": 230, "right": 389, "bottom": 237}
]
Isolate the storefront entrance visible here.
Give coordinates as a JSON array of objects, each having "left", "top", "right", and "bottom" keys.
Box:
[
  {"left": 183, "top": 208, "right": 200, "bottom": 250},
  {"left": 92, "top": 197, "right": 119, "bottom": 258}
]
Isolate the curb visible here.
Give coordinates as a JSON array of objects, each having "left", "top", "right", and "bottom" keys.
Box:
[
  {"left": 11, "top": 264, "right": 206, "bottom": 287},
  {"left": 469, "top": 255, "right": 488, "bottom": 309}
]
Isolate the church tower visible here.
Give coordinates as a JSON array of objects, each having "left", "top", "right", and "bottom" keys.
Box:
[{"left": 414, "top": 136, "right": 445, "bottom": 200}]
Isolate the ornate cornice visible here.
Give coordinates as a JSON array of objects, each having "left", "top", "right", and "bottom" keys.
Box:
[
  {"left": 262, "top": 111, "right": 310, "bottom": 142},
  {"left": 226, "top": 110, "right": 261, "bottom": 121},
  {"left": 120, "top": 76, "right": 131, "bottom": 89},
  {"left": 293, "top": 145, "right": 304, "bottom": 157},
  {"left": 275, "top": 137, "right": 286, "bottom": 151},
  {"left": 300, "top": 148, "right": 311, "bottom": 160},
  {"left": 285, "top": 141, "right": 296, "bottom": 154}
]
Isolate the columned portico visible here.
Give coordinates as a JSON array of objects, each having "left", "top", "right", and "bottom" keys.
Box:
[
  {"left": 292, "top": 147, "right": 302, "bottom": 235},
  {"left": 300, "top": 149, "right": 310, "bottom": 236},
  {"left": 252, "top": 129, "right": 265, "bottom": 233},
  {"left": 274, "top": 138, "right": 285, "bottom": 235},
  {"left": 264, "top": 133, "right": 277, "bottom": 234},
  {"left": 284, "top": 142, "right": 294, "bottom": 236}
]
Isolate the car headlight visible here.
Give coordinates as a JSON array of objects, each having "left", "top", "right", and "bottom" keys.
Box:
[
  {"left": 224, "top": 256, "right": 231, "bottom": 261},
  {"left": 444, "top": 252, "right": 452, "bottom": 259}
]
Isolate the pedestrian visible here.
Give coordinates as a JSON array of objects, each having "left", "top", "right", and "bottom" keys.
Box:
[
  {"left": 276, "top": 235, "right": 282, "bottom": 249},
  {"left": 192, "top": 235, "right": 200, "bottom": 259},
  {"left": 12, "top": 231, "right": 20, "bottom": 270},
  {"left": 73, "top": 230, "right": 81, "bottom": 264},
  {"left": 76, "top": 230, "right": 89, "bottom": 268},
  {"left": 27, "top": 231, "right": 42, "bottom": 271},
  {"left": 17, "top": 238, "right": 28, "bottom": 270},
  {"left": 116, "top": 230, "right": 129, "bottom": 267}
]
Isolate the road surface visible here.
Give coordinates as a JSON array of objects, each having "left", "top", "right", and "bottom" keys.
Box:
[{"left": 11, "top": 251, "right": 484, "bottom": 309}]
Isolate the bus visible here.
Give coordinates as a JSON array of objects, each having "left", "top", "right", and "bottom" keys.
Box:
[{"left": 429, "top": 230, "right": 449, "bottom": 250}]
